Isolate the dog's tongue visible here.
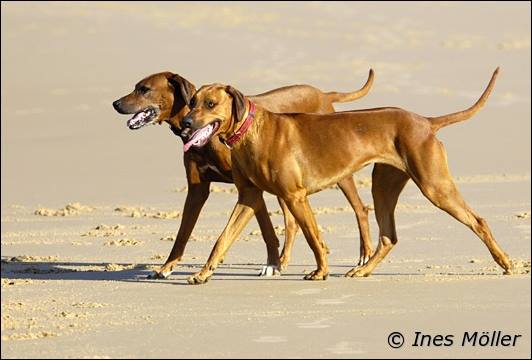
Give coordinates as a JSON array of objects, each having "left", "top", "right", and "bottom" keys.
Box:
[
  {"left": 127, "top": 111, "right": 148, "bottom": 129},
  {"left": 183, "top": 124, "right": 214, "bottom": 152}
]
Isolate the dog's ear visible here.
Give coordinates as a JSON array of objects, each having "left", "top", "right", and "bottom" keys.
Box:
[
  {"left": 225, "top": 86, "right": 246, "bottom": 122},
  {"left": 168, "top": 74, "right": 195, "bottom": 106}
]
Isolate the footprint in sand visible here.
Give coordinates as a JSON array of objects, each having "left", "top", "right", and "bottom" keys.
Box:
[{"left": 253, "top": 335, "right": 287, "bottom": 343}]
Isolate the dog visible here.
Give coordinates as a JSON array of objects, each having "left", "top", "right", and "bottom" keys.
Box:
[
  {"left": 181, "top": 68, "right": 512, "bottom": 284},
  {"left": 112, "top": 70, "right": 375, "bottom": 278}
]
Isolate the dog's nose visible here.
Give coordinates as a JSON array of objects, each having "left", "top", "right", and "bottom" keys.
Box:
[
  {"left": 182, "top": 116, "right": 193, "bottom": 128},
  {"left": 112, "top": 99, "right": 121, "bottom": 111}
]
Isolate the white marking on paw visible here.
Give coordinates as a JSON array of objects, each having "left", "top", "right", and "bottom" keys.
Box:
[
  {"left": 356, "top": 256, "right": 370, "bottom": 267},
  {"left": 148, "top": 270, "right": 172, "bottom": 279},
  {"left": 160, "top": 270, "right": 172, "bottom": 278},
  {"left": 258, "top": 265, "right": 281, "bottom": 277}
]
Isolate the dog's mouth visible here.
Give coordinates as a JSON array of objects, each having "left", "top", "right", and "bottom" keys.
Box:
[
  {"left": 127, "top": 107, "right": 159, "bottom": 130},
  {"left": 183, "top": 121, "right": 220, "bottom": 152}
]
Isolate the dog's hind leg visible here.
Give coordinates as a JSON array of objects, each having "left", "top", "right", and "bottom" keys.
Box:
[
  {"left": 337, "top": 176, "right": 373, "bottom": 267},
  {"left": 346, "top": 164, "right": 409, "bottom": 277},
  {"left": 408, "top": 140, "right": 512, "bottom": 274},
  {"left": 278, "top": 198, "right": 299, "bottom": 271}
]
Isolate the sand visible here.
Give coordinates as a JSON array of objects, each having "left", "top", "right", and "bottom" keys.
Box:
[{"left": 1, "top": 2, "right": 530, "bottom": 358}]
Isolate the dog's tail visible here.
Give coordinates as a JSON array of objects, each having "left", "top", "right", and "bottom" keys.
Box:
[
  {"left": 429, "top": 67, "right": 499, "bottom": 132},
  {"left": 325, "top": 69, "right": 374, "bottom": 103}
]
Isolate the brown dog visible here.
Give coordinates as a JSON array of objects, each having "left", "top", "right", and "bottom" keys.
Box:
[
  {"left": 182, "top": 68, "right": 512, "bottom": 284},
  {"left": 112, "top": 70, "right": 375, "bottom": 278}
]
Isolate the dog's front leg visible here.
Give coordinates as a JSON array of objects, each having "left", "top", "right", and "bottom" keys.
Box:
[
  {"left": 255, "top": 201, "right": 281, "bottom": 276},
  {"left": 187, "top": 185, "right": 264, "bottom": 285},
  {"left": 148, "top": 182, "right": 211, "bottom": 279}
]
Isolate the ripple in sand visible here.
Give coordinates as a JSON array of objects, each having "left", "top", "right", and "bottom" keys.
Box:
[
  {"left": 71, "top": 302, "right": 108, "bottom": 308},
  {"left": 1, "top": 331, "right": 57, "bottom": 341},
  {"left": 174, "top": 184, "right": 237, "bottom": 194},
  {"left": 34, "top": 203, "right": 94, "bottom": 217},
  {"left": 104, "top": 263, "right": 136, "bottom": 271},
  {"left": 455, "top": 174, "right": 530, "bottom": 184},
  {"left": 6, "top": 255, "right": 59, "bottom": 262},
  {"left": 82, "top": 224, "right": 125, "bottom": 237},
  {"left": 497, "top": 39, "right": 531, "bottom": 50},
  {"left": 104, "top": 239, "right": 143, "bottom": 247},
  {"left": 512, "top": 259, "right": 531, "bottom": 274},
  {"left": 114, "top": 207, "right": 181, "bottom": 219},
  {"left": 1, "top": 279, "right": 34, "bottom": 287},
  {"left": 515, "top": 211, "right": 530, "bottom": 219}
]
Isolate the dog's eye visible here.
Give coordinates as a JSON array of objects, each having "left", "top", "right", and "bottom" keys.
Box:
[
  {"left": 137, "top": 86, "right": 150, "bottom": 95},
  {"left": 207, "top": 101, "right": 215, "bottom": 109},
  {"left": 189, "top": 98, "right": 195, "bottom": 108}
]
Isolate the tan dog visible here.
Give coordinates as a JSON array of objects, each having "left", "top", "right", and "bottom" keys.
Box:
[
  {"left": 182, "top": 68, "right": 512, "bottom": 284},
  {"left": 112, "top": 70, "right": 375, "bottom": 278}
]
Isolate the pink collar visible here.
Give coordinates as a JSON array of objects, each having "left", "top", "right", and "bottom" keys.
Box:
[{"left": 224, "top": 101, "right": 256, "bottom": 148}]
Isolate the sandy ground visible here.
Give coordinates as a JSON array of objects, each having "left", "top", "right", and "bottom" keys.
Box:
[{"left": 1, "top": 2, "right": 531, "bottom": 358}]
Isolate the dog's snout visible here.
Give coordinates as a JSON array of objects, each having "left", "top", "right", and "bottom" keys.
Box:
[
  {"left": 112, "top": 99, "right": 121, "bottom": 111},
  {"left": 182, "top": 116, "right": 193, "bottom": 128}
]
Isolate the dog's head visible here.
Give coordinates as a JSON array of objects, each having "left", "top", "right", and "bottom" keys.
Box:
[
  {"left": 180, "top": 84, "right": 248, "bottom": 151},
  {"left": 112, "top": 72, "right": 195, "bottom": 130}
]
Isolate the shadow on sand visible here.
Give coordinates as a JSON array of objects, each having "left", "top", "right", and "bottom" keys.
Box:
[{"left": 1, "top": 258, "right": 501, "bottom": 285}]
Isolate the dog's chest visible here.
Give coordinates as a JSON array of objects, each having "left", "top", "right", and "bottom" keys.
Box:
[
  {"left": 194, "top": 157, "right": 234, "bottom": 183},
  {"left": 198, "top": 163, "right": 225, "bottom": 177}
]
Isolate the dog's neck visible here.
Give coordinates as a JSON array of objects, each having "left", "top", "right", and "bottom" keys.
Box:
[
  {"left": 222, "top": 101, "right": 256, "bottom": 148},
  {"left": 224, "top": 105, "right": 267, "bottom": 153},
  {"left": 166, "top": 83, "right": 197, "bottom": 138},
  {"left": 166, "top": 105, "right": 190, "bottom": 140}
]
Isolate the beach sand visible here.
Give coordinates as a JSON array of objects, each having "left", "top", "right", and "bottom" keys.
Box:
[{"left": 1, "top": 2, "right": 530, "bottom": 358}]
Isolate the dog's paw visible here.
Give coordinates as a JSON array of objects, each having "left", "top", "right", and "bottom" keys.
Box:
[
  {"left": 258, "top": 265, "right": 281, "bottom": 277},
  {"left": 345, "top": 267, "right": 371, "bottom": 278},
  {"left": 146, "top": 269, "right": 172, "bottom": 279},
  {"left": 279, "top": 255, "right": 290, "bottom": 271},
  {"left": 303, "top": 270, "right": 328, "bottom": 281},
  {"left": 186, "top": 273, "right": 212, "bottom": 285}
]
